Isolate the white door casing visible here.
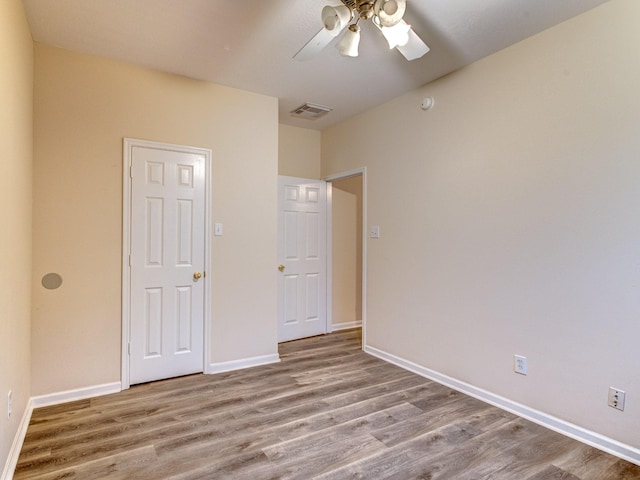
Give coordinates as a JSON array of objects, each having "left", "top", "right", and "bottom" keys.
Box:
[
  {"left": 278, "top": 176, "right": 327, "bottom": 342},
  {"left": 122, "top": 139, "right": 211, "bottom": 387}
]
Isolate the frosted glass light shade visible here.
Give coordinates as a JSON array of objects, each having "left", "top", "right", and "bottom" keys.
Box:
[
  {"left": 322, "top": 5, "right": 352, "bottom": 36},
  {"left": 337, "top": 24, "right": 361, "bottom": 57},
  {"left": 374, "top": 0, "right": 406, "bottom": 27}
]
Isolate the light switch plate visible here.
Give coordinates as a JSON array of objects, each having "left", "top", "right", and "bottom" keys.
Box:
[
  {"left": 370, "top": 226, "right": 380, "bottom": 239},
  {"left": 214, "top": 223, "right": 223, "bottom": 236}
]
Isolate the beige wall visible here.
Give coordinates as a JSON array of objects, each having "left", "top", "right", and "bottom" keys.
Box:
[
  {"left": 278, "top": 124, "right": 321, "bottom": 178},
  {"left": 332, "top": 177, "right": 363, "bottom": 326},
  {"left": 332, "top": 187, "right": 357, "bottom": 327},
  {"left": 0, "top": 0, "right": 33, "bottom": 470},
  {"left": 32, "top": 45, "right": 278, "bottom": 395},
  {"left": 322, "top": 0, "right": 640, "bottom": 449}
]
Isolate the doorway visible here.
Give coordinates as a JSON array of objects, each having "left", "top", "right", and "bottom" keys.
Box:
[
  {"left": 328, "top": 175, "right": 363, "bottom": 332},
  {"left": 278, "top": 167, "right": 366, "bottom": 345},
  {"left": 277, "top": 176, "right": 328, "bottom": 342}
]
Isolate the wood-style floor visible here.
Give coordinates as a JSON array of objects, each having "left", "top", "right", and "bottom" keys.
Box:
[{"left": 14, "top": 329, "right": 640, "bottom": 479}]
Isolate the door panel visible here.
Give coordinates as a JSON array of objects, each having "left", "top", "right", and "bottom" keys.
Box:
[
  {"left": 278, "top": 176, "right": 327, "bottom": 342},
  {"left": 129, "top": 145, "right": 205, "bottom": 384},
  {"left": 145, "top": 288, "right": 162, "bottom": 357}
]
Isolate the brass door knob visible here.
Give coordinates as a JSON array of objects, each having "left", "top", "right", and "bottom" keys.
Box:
[
  {"left": 278, "top": 265, "right": 285, "bottom": 272},
  {"left": 193, "top": 272, "right": 202, "bottom": 280}
]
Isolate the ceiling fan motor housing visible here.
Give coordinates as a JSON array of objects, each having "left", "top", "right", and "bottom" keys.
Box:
[
  {"left": 340, "top": 0, "right": 358, "bottom": 10},
  {"left": 358, "top": 1, "right": 375, "bottom": 20},
  {"left": 339, "top": 0, "right": 374, "bottom": 20},
  {"left": 340, "top": 0, "right": 406, "bottom": 26}
]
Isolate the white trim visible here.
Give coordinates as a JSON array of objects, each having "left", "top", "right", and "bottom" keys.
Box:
[
  {"left": 203, "top": 150, "right": 213, "bottom": 377},
  {"left": 365, "top": 345, "right": 640, "bottom": 467},
  {"left": 323, "top": 167, "right": 367, "bottom": 347},
  {"left": 30, "top": 382, "right": 122, "bottom": 409},
  {"left": 122, "top": 139, "right": 131, "bottom": 389},
  {"left": 1, "top": 399, "right": 33, "bottom": 480},
  {"left": 2, "top": 382, "right": 122, "bottom": 479},
  {"left": 332, "top": 320, "right": 363, "bottom": 331},
  {"left": 122, "top": 138, "right": 212, "bottom": 390},
  {"left": 208, "top": 354, "right": 281, "bottom": 375},
  {"left": 323, "top": 168, "right": 367, "bottom": 182},
  {"left": 325, "top": 181, "right": 333, "bottom": 334}
]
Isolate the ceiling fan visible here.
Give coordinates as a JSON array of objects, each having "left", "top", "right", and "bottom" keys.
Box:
[{"left": 294, "top": 0, "right": 429, "bottom": 61}]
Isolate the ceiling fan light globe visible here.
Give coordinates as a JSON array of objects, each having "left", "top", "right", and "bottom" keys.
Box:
[
  {"left": 321, "top": 5, "right": 352, "bottom": 36},
  {"left": 374, "top": 0, "right": 406, "bottom": 27},
  {"left": 384, "top": 0, "right": 399, "bottom": 15},
  {"left": 337, "top": 24, "right": 361, "bottom": 57}
]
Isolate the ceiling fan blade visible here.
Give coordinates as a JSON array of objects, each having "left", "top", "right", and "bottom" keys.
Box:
[
  {"left": 396, "top": 28, "right": 430, "bottom": 60},
  {"left": 293, "top": 27, "right": 335, "bottom": 61},
  {"left": 376, "top": 19, "right": 411, "bottom": 49}
]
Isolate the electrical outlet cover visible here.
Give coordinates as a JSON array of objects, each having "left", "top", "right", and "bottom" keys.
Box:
[
  {"left": 608, "top": 387, "right": 626, "bottom": 411},
  {"left": 514, "top": 355, "right": 527, "bottom": 375}
]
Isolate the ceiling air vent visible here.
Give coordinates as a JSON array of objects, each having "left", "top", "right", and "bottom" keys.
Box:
[{"left": 290, "top": 103, "right": 332, "bottom": 120}]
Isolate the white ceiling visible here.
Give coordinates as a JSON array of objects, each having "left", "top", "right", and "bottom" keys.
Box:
[{"left": 22, "top": 0, "right": 609, "bottom": 130}]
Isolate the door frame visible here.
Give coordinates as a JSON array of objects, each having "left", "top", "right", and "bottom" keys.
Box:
[
  {"left": 121, "top": 138, "right": 212, "bottom": 390},
  {"left": 324, "top": 167, "right": 367, "bottom": 347}
]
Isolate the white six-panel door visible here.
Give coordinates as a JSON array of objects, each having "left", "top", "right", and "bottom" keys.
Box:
[
  {"left": 278, "top": 176, "right": 327, "bottom": 342},
  {"left": 128, "top": 143, "right": 206, "bottom": 385}
]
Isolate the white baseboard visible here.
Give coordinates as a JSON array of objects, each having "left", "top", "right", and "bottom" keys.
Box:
[
  {"left": 2, "top": 382, "right": 122, "bottom": 479},
  {"left": 208, "top": 353, "right": 280, "bottom": 375},
  {"left": 365, "top": 345, "right": 640, "bottom": 467},
  {"left": 30, "top": 382, "right": 122, "bottom": 409},
  {"left": 331, "top": 320, "right": 362, "bottom": 332},
  {"left": 1, "top": 399, "right": 33, "bottom": 480}
]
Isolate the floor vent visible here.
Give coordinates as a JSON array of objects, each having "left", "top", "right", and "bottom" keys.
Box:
[{"left": 290, "top": 103, "right": 332, "bottom": 120}]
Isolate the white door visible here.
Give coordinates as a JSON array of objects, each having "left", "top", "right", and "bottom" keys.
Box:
[
  {"left": 278, "top": 176, "right": 327, "bottom": 342},
  {"left": 128, "top": 143, "right": 206, "bottom": 385}
]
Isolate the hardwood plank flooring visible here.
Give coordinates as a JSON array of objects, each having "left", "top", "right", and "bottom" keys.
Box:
[{"left": 14, "top": 329, "right": 640, "bottom": 479}]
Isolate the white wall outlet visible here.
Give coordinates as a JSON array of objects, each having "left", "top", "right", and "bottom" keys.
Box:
[
  {"left": 369, "top": 226, "right": 380, "bottom": 239},
  {"left": 608, "top": 387, "right": 626, "bottom": 411},
  {"left": 514, "top": 355, "right": 527, "bottom": 375},
  {"left": 7, "top": 390, "right": 12, "bottom": 419}
]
